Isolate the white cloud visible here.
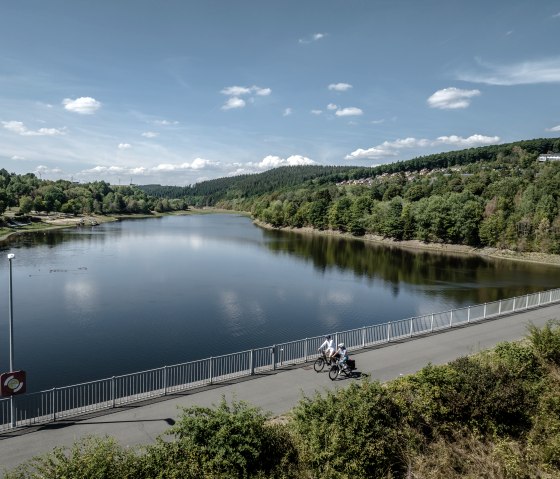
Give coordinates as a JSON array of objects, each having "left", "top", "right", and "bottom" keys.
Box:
[
  {"left": 222, "top": 97, "right": 246, "bottom": 110},
  {"left": 142, "top": 131, "right": 159, "bottom": 138},
  {"left": 311, "top": 109, "right": 323, "bottom": 115},
  {"left": 35, "top": 165, "right": 62, "bottom": 175},
  {"left": 434, "top": 134, "right": 500, "bottom": 146},
  {"left": 283, "top": 108, "right": 292, "bottom": 116},
  {"left": 118, "top": 143, "right": 132, "bottom": 149},
  {"left": 62, "top": 96, "right": 101, "bottom": 114},
  {"left": 546, "top": 125, "right": 560, "bottom": 132},
  {"left": 298, "top": 32, "right": 326, "bottom": 44},
  {"left": 221, "top": 85, "right": 271, "bottom": 96},
  {"left": 552, "top": 12, "right": 560, "bottom": 18},
  {"left": 254, "top": 87, "right": 271, "bottom": 96},
  {"left": 154, "top": 119, "right": 179, "bottom": 126},
  {"left": 11, "top": 155, "right": 25, "bottom": 160},
  {"left": 221, "top": 86, "right": 252, "bottom": 96},
  {"left": 427, "top": 87, "right": 481, "bottom": 109},
  {"left": 255, "top": 155, "right": 317, "bottom": 169},
  {"left": 80, "top": 158, "right": 219, "bottom": 178},
  {"left": 345, "top": 134, "right": 500, "bottom": 160},
  {"left": 458, "top": 57, "right": 560, "bottom": 85},
  {"left": 328, "top": 82, "right": 352, "bottom": 91},
  {"left": 220, "top": 85, "right": 270, "bottom": 110},
  {"left": 327, "top": 103, "right": 338, "bottom": 110},
  {"left": 335, "top": 107, "right": 363, "bottom": 117},
  {"left": 2, "top": 120, "right": 66, "bottom": 136}
]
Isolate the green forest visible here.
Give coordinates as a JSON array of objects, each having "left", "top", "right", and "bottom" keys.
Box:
[
  {"left": 5, "top": 322, "right": 560, "bottom": 478},
  {"left": 141, "top": 137, "right": 560, "bottom": 254},
  {"left": 0, "top": 171, "right": 187, "bottom": 225}
]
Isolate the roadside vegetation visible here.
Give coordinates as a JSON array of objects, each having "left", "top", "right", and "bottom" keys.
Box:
[{"left": 4, "top": 321, "right": 560, "bottom": 479}]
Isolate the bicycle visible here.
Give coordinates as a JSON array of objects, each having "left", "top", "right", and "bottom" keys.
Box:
[
  {"left": 313, "top": 350, "right": 335, "bottom": 372},
  {"left": 328, "top": 357, "right": 356, "bottom": 381}
]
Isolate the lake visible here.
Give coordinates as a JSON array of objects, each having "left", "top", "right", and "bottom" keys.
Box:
[{"left": 1, "top": 213, "right": 559, "bottom": 392}]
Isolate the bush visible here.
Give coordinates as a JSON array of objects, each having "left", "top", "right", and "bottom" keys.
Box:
[
  {"left": 291, "top": 380, "right": 412, "bottom": 478},
  {"left": 142, "top": 398, "right": 300, "bottom": 479},
  {"left": 528, "top": 320, "right": 560, "bottom": 367},
  {"left": 3, "top": 436, "right": 138, "bottom": 479}
]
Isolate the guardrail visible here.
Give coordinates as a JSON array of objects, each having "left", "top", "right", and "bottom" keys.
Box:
[{"left": 1, "top": 288, "right": 559, "bottom": 431}]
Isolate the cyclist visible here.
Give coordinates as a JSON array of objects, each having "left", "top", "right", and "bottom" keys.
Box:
[
  {"left": 336, "top": 343, "right": 349, "bottom": 370},
  {"left": 318, "top": 335, "right": 335, "bottom": 362}
]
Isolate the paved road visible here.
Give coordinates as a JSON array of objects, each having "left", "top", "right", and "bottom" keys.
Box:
[{"left": 1, "top": 303, "right": 559, "bottom": 473}]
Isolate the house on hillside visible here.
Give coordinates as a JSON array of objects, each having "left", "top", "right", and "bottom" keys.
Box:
[{"left": 537, "top": 154, "right": 560, "bottom": 162}]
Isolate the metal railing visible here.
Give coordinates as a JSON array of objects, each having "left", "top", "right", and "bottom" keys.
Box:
[{"left": 1, "top": 288, "right": 559, "bottom": 431}]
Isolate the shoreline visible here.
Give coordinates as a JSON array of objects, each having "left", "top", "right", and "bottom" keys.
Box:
[
  {"left": 253, "top": 219, "right": 560, "bottom": 268},
  {"left": 4, "top": 209, "right": 559, "bottom": 268}
]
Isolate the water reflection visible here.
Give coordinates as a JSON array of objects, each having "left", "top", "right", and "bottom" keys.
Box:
[{"left": 261, "top": 228, "right": 560, "bottom": 305}]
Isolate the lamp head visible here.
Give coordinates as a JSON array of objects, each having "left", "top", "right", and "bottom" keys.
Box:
[{"left": 7, "top": 253, "right": 15, "bottom": 260}]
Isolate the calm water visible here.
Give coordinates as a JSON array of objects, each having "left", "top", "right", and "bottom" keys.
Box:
[{"left": 1, "top": 214, "right": 559, "bottom": 392}]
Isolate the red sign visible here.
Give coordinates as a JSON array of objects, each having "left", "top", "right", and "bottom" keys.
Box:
[{"left": 0, "top": 370, "right": 26, "bottom": 396}]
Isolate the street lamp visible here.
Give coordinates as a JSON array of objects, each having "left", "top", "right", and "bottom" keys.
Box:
[
  {"left": 7, "top": 253, "right": 14, "bottom": 373},
  {"left": 7, "top": 253, "right": 15, "bottom": 427}
]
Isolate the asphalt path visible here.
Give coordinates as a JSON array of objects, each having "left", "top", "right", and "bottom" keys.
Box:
[{"left": 1, "top": 303, "right": 559, "bottom": 473}]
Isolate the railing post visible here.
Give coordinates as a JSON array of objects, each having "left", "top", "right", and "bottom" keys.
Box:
[
  {"left": 449, "top": 310, "right": 453, "bottom": 328},
  {"left": 467, "top": 306, "right": 471, "bottom": 323},
  {"left": 304, "top": 340, "right": 308, "bottom": 363},
  {"left": 209, "top": 357, "right": 214, "bottom": 384},
  {"left": 409, "top": 318, "right": 414, "bottom": 337},
  {"left": 362, "top": 327, "right": 366, "bottom": 348},
  {"left": 513, "top": 297, "right": 516, "bottom": 311},
  {"left": 111, "top": 377, "right": 115, "bottom": 408},
  {"left": 387, "top": 322, "right": 391, "bottom": 342},
  {"left": 483, "top": 303, "right": 487, "bottom": 319},
  {"left": 430, "top": 314, "right": 434, "bottom": 332},
  {"left": 250, "top": 349, "right": 255, "bottom": 375},
  {"left": 525, "top": 295, "right": 528, "bottom": 309},
  {"left": 163, "top": 366, "right": 168, "bottom": 396},
  {"left": 52, "top": 388, "right": 56, "bottom": 422},
  {"left": 272, "top": 346, "right": 276, "bottom": 370}
]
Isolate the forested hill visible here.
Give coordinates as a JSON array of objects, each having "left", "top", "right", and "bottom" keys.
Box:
[
  {"left": 139, "top": 165, "right": 361, "bottom": 204},
  {"left": 138, "top": 137, "right": 560, "bottom": 205},
  {"left": 141, "top": 137, "right": 560, "bottom": 255}
]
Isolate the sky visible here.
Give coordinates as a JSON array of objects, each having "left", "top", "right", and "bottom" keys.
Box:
[{"left": 1, "top": 0, "right": 560, "bottom": 186}]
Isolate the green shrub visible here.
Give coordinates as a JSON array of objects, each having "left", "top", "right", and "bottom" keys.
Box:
[
  {"left": 3, "top": 436, "right": 138, "bottom": 479},
  {"left": 144, "top": 398, "right": 300, "bottom": 479},
  {"left": 528, "top": 320, "right": 560, "bottom": 366},
  {"left": 291, "top": 380, "right": 412, "bottom": 478}
]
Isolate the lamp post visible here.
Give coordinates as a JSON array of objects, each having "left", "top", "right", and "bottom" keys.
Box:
[
  {"left": 7, "top": 253, "right": 15, "bottom": 427},
  {"left": 7, "top": 253, "right": 14, "bottom": 373}
]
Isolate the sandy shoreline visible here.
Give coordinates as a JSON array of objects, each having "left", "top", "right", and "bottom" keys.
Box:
[{"left": 253, "top": 219, "right": 560, "bottom": 267}]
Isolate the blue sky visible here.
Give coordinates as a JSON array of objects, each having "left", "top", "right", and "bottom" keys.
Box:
[{"left": 1, "top": 1, "right": 560, "bottom": 186}]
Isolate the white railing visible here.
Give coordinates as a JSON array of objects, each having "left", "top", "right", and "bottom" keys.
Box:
[{"left": 1, "top": 288, "right": 559, "bottom": 431}]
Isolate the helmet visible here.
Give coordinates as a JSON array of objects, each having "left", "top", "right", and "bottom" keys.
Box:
[{"left": 338, "top": 343, "right": 345, "bottom": 348}]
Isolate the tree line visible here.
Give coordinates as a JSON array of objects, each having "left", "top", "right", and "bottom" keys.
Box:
[
  {"left": 156, "top": 138, "right": 559, "bottom": 254},
  {"left": 0, "top": 170, "right": 188, "bottom": 218}
]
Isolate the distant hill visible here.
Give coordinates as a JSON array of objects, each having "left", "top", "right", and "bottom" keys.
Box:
[{"left": 138, "top": 137, "right": 560, "bottom": 205}]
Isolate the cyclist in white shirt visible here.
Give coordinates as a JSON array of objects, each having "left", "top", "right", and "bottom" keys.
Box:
[{"left": 318, "top": 335, "right": 335, "bottom": 362}]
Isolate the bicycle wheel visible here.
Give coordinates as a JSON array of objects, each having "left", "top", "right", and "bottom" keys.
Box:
[
  {"left": 328, "top": 365, "right": 339, "bottom": 381},
  {"left": 313, "top": 357, "right": 325, "bottom": 372}
]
